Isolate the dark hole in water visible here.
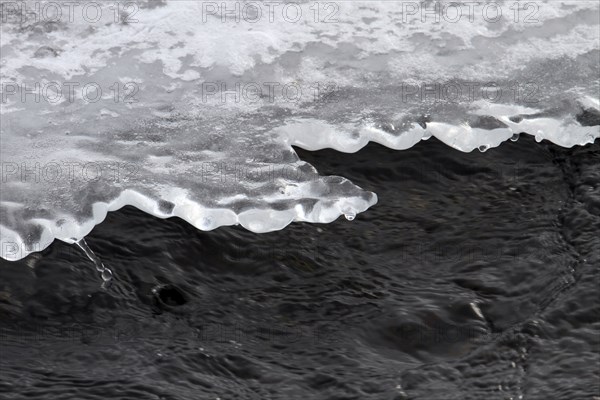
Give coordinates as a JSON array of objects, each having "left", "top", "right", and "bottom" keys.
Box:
[{"left": 153, "top": 284, "right": 187, "bottom": 307}]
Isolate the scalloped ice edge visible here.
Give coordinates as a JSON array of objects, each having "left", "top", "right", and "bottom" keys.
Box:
[
  {"left": 280, "top": 101, "right": 599, "bottom": 153},
  {"left": 0, "top": 186, "right": 377, "bottom": 261}
]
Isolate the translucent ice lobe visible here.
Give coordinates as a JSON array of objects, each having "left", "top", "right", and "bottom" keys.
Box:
[
  {"left": 0, "top": 115, "right": 378, "bottom": 260},
  {"left": 1, "top": 1, "right": 599, "bottom": 260}
]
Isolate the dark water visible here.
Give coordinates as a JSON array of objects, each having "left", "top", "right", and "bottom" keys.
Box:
[{"left": 1, "top": 136, "right": 599, "bottom": 400}]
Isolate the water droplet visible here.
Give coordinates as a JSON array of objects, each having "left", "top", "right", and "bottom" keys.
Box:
[
  {"left": 344, "top": 212, "right": 356, "bottom": 221},
  {"left": 478, "top": 145, "right": 490, "bottom": 152},
  {"left": 510, "top": 133, "right": 520, "bottom": 142}
]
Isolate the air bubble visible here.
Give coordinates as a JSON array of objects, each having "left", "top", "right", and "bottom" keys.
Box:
[
  {"left": 510, "top": 133, "right": 520, "bottom": 142},
  {"left": 344, "top": 212, "right": 356, "bottom": 221},
  {"left": 478, "top": 145, "right": 490, "bottom": 152},
  {"left": 101, "top": 269, "right": 113, "bottom": 281},
  {"left": 201, "top": 217, "right": 213, "bottom": 229}
]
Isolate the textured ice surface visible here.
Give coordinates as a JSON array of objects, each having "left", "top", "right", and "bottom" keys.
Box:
[{"left": 1, "top": 0, "right": 599, "bottom": 259}]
